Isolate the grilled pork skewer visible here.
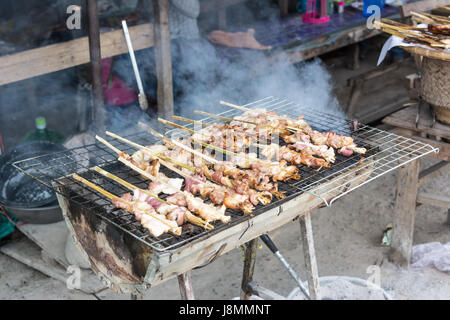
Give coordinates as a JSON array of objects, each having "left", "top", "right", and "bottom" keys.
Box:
[
  {"left": 93, "top": 166, "right": 213, "bottom": 230},
  {"left": 165, "top": 113, "right": 336, "bottom": 164},
  {"left": 137, "top": 124, "right": 283, "bottom": 197},
  {"left": 103, "top": 133, "right": 267, "bottom": 214},
  {"left": 72, "top": 174, "right": 181, "bottom": 237},
  {"left": 160, "top": 118, "right": 300, "bottom": 181},
  {"left": 220, "top": 101, "right": 366, "bottom": 156},
  {"left": 255, "top": 143, "right": 329, "bottom": 169},
  {"left": 96, "top": 136, "right": 231, "bottom": 223}
]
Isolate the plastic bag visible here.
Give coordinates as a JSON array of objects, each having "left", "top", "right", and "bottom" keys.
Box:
[{"left": 411, "top": 242, "right": 450, "bottom": 273}]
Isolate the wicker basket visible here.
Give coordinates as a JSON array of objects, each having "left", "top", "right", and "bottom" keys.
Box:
[{"left": 402, "top": 46, "right": 450, "bottom": 125}]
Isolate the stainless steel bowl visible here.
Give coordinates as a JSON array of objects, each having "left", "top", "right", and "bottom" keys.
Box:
[
  {"left": 4, "top": 201, "right": 63, "bottom": 225},
  {"left": 0, "top": 141, "right": 67, "bottom": 224}
]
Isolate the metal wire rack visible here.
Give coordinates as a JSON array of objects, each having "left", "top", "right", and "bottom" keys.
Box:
[
  {"left": 12, "top": 96, "right": 438, "bottom": 252},
  {"left": 168, "top": 96, "right": 439, "bottom": 206}
]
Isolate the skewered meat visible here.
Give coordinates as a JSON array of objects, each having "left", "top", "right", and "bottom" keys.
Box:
[
  {"left": 261, "top": 144, "right": 329, "bottom": 168},
  {"left": 290, "top": 141, "right": 336, "bottom": 163},
  {"left": 148, "top": 174, "right": 183, "bottom": 195},
  {"left": 183, "top": 192, "right": 230, "bottom": 223},
  {"left": 112, "top": 196, "right": 178, "bottom": 237},
  {"left": 131, "top": 189, "right": 186, "bottom": 226},
  {"left": 308, "top": 131, "right": 366, "bottom": 155}
]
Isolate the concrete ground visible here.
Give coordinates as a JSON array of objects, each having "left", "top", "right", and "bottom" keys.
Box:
[{"left": 0, "top": 156, "right": 448, "bottom": 300}]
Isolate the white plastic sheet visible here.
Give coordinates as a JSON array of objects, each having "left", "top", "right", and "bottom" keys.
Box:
[
  {"left": 377, "top": 24, "right": 450, "bottom": 66},
  {"left": 411, "top": 242, "right": 450, "bottom": 273}
]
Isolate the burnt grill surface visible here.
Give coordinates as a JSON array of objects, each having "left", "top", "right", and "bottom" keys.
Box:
[{"left": 12, "top": 97, "right": 437, "bottom": 252}]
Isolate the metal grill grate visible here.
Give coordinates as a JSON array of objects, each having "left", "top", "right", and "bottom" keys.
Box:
[{"left": 12, "top": 96, "right": 438, "bottom": 252}]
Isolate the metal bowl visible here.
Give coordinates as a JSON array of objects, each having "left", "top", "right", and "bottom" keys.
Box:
[
  {"left": 0, "top": 141, "right": 68, "bottom": 224},
  {"left": 4, "top": 201, "right": 63, "bottom": 225}
]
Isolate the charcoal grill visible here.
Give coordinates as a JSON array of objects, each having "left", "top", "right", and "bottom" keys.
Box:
[{"left": 12, "top": 96, "right": 438, "bottom": 295}]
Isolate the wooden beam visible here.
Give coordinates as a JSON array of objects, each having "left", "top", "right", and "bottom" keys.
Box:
[
  {"left": 200, "top": 0, "right": 249, "bottom": 13},
  {"left": 418, "top": 161, "right": 450, "bottom": 187},
  {"left": 152, "top": 0, "right": 174, "bottom": 118},
  {"left": 279, "top": 0, "right": 290, "bottom": 16},
  {"left": 400, "top": 0, "right": 450, "bottom": 18},
  {"left": 390, "top": 159, "right": 420, "bottom": 268},
  {"left": 178, "top": 272, "right": 195, "bottom": 300},
  {"left": 241, "top": 239, "right": 258, "bottom": 300},
  {"left": 299, "top": 213, "right": 321, "bottom": 300},
  {"left": 416, "top": 192, "right": 450, "bottom": 209},
  {"left": 383, "top": 106, "right": 450, "bottom": 140},
  {"left": 247, "top": 281, "right": 287, "bottom": 300},
  {"left": 86, "top": 0, "right": 105, "bottom": 133},
  {"left": 0, "top": 23, "right": 154, "bottom": 86}
]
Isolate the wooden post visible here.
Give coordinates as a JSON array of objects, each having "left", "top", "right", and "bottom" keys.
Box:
[
  {"left": 390, "top": 159, "right": 420, "bottom": 267},
  {"left": 350, "top": 44, "right": 360, "bottom": 70},
  {"left": 218, "top": 8, "right": 227, "bottom": 29},
  {"left": 152, "top": 0, "right": 175, "bottom": 118},
  {"left": 86, "top": 0, "right": 105, "bottom": 133},
  {"left": 346, "top": 79, "right": 364, "bottom": 119},
  {"left": 447, "top": 209, "right": 450, "bottom": 226},
  {"left": 299, "top": 213, "right": 321, "bottom": 300},
  {"left": 279, "top": 0, "right": 290, "bottom": 16},
  {"left": 178, "top": 272, "right": 195, "bottom": 300},
  {"left": 240, "top": 239, "right": 258, "bottom": 300}
]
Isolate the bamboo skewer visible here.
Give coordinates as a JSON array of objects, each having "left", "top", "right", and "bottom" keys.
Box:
[
  {"left": 172, "top": 116, "right": 209, "bottom": 128},
  {"left": 219, "top": 101, "right": 251, "bottom": 112},
  {"left": 375, "top": 20, "right": 448, "bottom": 48},
  {"left": 96, "top": 134, "right": 197, "bottom": 192},
  {"left": 93, "top": 166, "right": 213, "bottom": 230},
  {"left": 437, "top": 5, "right": 450, "bottom": 12},
  {"left": 102, "top": 131, "right": 213, "bottom": 183},
  {"left": 72, "top": 173, "right": 182, "bottom": 236},
  {"left": 420, "top": 12, "right": 450, "bottom": 24},
  {"left": 96, "top": 135, "right": 122, "bottom": 155},
  {"left": 194, "top": 110, "right": 293, "bottom": 134},
  {"left": 158, "top": 118, "right": 196, "bottom": 134},
  {"left": 103, "top": 132, "right": 277, "bottom": 203},
  {"left": 410, "top": 11, "right": 437, "bottom": 24},
  {"left": 94, "top": 136, "right": 218, "bottom": 229},
  {"left": 151, "top": 118, "right": 296, "bottom": 175},
  {"left": 138, "top": 122, "right": 220, "bottom": 165},
  {"left": 166, "top": 116, "right": 269, "bottom": 143}
]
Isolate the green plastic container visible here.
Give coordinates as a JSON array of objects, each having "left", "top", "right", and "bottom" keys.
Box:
[
  {"left": 0, "top": 213, "right": 16, "bottom": 240},
  {"left": 23, "top": 117, "right": 65, "bottom": 144}
]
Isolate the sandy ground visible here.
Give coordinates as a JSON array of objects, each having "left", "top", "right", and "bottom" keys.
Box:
[{"left": 0, "top": 157, "right": 448, "bottom": 300}]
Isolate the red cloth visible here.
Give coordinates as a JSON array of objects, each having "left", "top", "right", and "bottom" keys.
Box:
[{"left": 102, "top": 58, "right": 138, "bottom": 106}]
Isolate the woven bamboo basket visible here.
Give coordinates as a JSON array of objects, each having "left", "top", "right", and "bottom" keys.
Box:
[{"left": 402, "top": 46, "right": 450, "bottom": 125}]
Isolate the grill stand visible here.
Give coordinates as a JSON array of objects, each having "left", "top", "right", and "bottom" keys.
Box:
[
  {"left": 241, "top": 213, "right": 321, "bottom": 300},
  {"left": 55, "top": 176, "right": 337, "bottom": 299}
]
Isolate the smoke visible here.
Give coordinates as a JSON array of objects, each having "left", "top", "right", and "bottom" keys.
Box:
[
  {"left": 0, "top": 0, "right": 346, "bottom": 150},
  {"left": 171, "top": 44, "right": 344, "bottom": 120}
]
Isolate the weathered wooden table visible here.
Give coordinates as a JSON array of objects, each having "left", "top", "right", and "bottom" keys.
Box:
[{"left": 383, "top": 105, "right": 450, "bottom": 267}]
